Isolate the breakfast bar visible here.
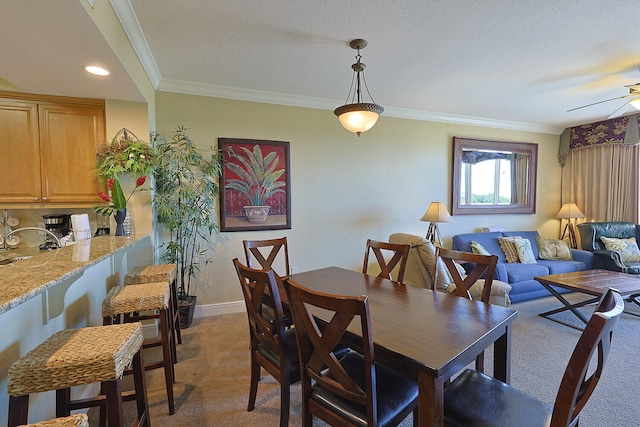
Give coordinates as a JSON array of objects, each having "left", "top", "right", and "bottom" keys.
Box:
[{"left": 0, "top": 234, "right": 153, "bottom": 426}]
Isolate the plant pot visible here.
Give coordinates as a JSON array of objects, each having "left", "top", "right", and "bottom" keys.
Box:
[
  {"left": 243, "top": 205, "right": 271, "bottom": 223},
  {"left": 179, "top": 295, "right": 197, "bottom": 329}
]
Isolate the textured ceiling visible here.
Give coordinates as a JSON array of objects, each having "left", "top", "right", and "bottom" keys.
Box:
[{"left": 3, "top": 1, "right": 640, "bottom": 134}]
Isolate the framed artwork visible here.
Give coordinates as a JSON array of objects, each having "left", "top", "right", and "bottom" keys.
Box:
[{"left": 219, "top": 138, "right": 291, "bottom": 232}]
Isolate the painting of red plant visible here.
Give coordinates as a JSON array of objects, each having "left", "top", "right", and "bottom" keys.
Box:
[{"left": 219, "top": 138, "right": 291, "bottom": 231}]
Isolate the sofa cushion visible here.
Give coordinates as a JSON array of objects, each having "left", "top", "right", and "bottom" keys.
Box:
[
  {"left": 600, "top": 236, "right": 640, "bottom": 262},
  {"left": 536, "top": 259, "right": 586, "bottom": 274},
  {"left": 504, "top": 263, "right": 550, "bottom": 283},
  {"left": 536, "top": 236, "right": 572, "bottom": 260}
]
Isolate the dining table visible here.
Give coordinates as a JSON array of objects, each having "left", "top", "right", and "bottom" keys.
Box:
[{"left": 285, "top": 266, "right": 518, "bottom": 427}]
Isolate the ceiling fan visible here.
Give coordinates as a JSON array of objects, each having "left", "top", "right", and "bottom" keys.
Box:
[{"left": 568, "top": 82, "right": 640, "bottom": 118}]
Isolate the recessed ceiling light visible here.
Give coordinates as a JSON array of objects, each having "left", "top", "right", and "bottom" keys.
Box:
[{"left": 84, "top": 65, "right": 109, "bottom": 76}]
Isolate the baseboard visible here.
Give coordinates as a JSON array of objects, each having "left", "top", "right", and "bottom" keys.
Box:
[{"left": 194, "top": 300, "right": 245, "bottom": 318}]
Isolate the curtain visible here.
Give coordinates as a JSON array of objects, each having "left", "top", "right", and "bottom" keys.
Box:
[
  {"left": 513, "top": 153, "right": 528, "bottom": 204},
  {"left": 561, "top": 143, "right": 640, "bottom": 223}
]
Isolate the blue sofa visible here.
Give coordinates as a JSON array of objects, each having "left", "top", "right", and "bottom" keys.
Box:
[{"left": 452, "top": 230, "right": 594, "bottom": 303}]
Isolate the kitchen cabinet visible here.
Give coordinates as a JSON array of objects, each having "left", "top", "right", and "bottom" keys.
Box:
[{"left": 0, "top": 91, "right": 105, "bottom": 205}]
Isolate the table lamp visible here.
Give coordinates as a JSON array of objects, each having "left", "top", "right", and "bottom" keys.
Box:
[
  {"left": 420, "top": 201, "right": 452, "bottom": 247},
  {"left": 557, "top": 202, "right": 585, "bottom": 249}
]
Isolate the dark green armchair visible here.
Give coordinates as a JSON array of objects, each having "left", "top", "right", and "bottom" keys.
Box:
[{"left": 577, "top": 221, "right": 640, "bottom": 274}]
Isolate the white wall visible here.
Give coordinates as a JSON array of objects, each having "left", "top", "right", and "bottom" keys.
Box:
[{"left": 154, "top": 92, "right": 562, "bottom": 311}]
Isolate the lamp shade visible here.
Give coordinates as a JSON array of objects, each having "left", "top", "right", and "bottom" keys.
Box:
[
  {"left": 420, "top": 201, "right": 452, "bottom": 223},
  {"left": 556, "top": 202, "right": 585, "bottom": 219},
  {"left": 335, "top": 103, "right": 382, "bottom": 134}
]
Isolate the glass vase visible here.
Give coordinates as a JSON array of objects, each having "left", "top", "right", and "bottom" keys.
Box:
[{"left": 123, "top": 209, "right": 135, "bottom": 237}]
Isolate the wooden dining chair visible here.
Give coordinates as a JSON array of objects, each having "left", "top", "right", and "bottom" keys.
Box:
[
  {"left": 284, "top": 277, "right": 419, "bottom": 427},
  {"left": 433, "top": 247, "right": 498, "bottom": 303},
  {"left": 243, "top": 237, "right": 291, "bottom": 278},
  {"left": 233, "top": 258, "right": 300, "bottom": 427},
  {"left": 433, "top": 247, "right": 498, "bottom": 373},
  {"left": 363, "top": 239, "right": 411, "bottom": 284},
  {"left": 444, "top": 287, "right": 624, "bottom": 427}
]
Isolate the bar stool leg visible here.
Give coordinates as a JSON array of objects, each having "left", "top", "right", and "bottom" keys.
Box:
[
  {"left": 132, "top": 348, "right": 151, "bottom": 427},
  {"left": 159, "top": 307, "right": 175, "bottom": 414},
  {"left": 7, "top": 395, "right": 29, "bottom": 426},
  {"left": 104, "top": 379, "right": 125, "bottom": 427},
  {"left": 55, "top": 388, "right": 70, "bottom": 417}
]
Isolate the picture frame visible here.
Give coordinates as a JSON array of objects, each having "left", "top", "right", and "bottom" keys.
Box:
[{"left": 219, "top": 138, "right": 291, "bottom": 232}]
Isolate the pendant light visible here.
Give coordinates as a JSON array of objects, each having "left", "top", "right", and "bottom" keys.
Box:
[{"left": 334, "top": 39, "right": 384, "bottom": 136}]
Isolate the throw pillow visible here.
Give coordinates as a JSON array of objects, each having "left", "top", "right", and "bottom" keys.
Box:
[
  {"left": 536, "top": 236, "right": 573, "bottom": 260},
  {"left": 470, "top": 241, "right": 491, "bottom": 256},
  {"left": 600, "top": 236, "right": 640, "bottom": 263},
  {"left": 498, "top": 236, "right": 522, "bottom": 263},
  {"left": 414, "top": 239, "right": 455, "bottom": 291},
  {"left": 512, "top": 238, "right": 537, "bottom": 264}
]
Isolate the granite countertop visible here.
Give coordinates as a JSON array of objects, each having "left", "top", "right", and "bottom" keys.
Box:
[{"left": 0, "top": 234, "right": 149, "bottom": 315}]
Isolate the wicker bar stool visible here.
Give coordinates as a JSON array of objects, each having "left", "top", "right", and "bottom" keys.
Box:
[
  {"left": 20, "top": 414, "right": 89, "bottom": 427},
  {"left": 8, "top": 323, "right": 149, "bottom": 427},
  {"left": 102, "top": 282, "right": 175, "bottom": 415},
  {"left": 124, "top": 264, "right": 181, "bottom": 355}
]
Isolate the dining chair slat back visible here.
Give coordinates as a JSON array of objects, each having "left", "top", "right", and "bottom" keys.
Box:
[
  {"left": 243, "top": 237, "right": 290, "bottom": 278},
  {"left": 434, "top": 247, "right": 498, "bottom": 303},
  {"left": 444, "top": 287, "right": 624, "bottom": 427},
  {"left": 284, "top": 277, "right": 418, "bottom": 427},
  {"left": 233, "top": 258, "right": 299, "bottom": 427},
  {"left": 363, "top": 239, "right": 411, "bottom": 284},
  {"left": 434, "top": 247, "right": 498, "bottom": 373}
]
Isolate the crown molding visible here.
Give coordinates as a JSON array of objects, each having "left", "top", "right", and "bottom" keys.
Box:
[{"left": 158, "top": 79, "right": 563, "bottom": 135}]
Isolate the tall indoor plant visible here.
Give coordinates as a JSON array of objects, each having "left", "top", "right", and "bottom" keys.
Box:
[{"left": 152, "top": 126, "right": 222, "bottom": 328}]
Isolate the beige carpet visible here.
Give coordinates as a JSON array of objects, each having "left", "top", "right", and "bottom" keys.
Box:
[{"left": 88, "top": 293, "right": 640, "bottom": 426}]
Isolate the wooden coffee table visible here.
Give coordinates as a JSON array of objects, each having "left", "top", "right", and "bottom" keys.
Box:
[{"left": 535, "top": 269, "right": 640, "bottom": 329}]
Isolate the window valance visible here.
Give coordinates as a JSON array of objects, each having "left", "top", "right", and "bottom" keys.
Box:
[{"left": 558, "top": 114, "right": 639, "bottom": 165}]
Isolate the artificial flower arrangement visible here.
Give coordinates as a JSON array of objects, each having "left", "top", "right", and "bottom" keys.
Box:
[
  {"left": 93, "top": 128, "right": 155, "bottom": 217},
  {"left": 94, "top": 176, "right": 146, "bottom": 216},
  {"left": 95, "top": 129, "right": 155, "bottom": 179}
]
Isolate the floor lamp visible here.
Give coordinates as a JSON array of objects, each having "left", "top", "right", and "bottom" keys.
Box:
[
  {"left": 421, "top": 201, "right": 452, "bottom": 248},
  {"left": 557, "top": 202, "right": 585, "bottom": 249}
]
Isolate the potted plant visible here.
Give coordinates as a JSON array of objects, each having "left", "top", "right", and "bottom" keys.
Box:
[
  {"left": 94, "top": 128, "right": 155, "bottom": 235},
  {"left": 94, "top": 176, "right": 147, "bottom": 235},
  {"left": 224, "top": 144, "right": 286, "bottom": 223},
  {"left": 152, "top": 126, "right": 222, "bottom": 328}
]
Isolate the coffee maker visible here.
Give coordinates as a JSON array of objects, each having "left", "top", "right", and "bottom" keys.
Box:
[{"left": 41, "top": 214, "right": 71, "bottom": 250}]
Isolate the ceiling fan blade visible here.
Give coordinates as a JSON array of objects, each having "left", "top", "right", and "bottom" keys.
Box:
[
  {"left": 567, "top": 94, "right": 632, "bottom": 112},
  {"left": 608, "top": 100, "right": 635, "bottom": 119}
]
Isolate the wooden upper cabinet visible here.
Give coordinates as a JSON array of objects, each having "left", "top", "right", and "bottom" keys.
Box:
[
  {"left": 0, "top": 99, "right": 42, "bottom": 203},
  {"left": 39, "top": 103, "right": 105, "bottom": 203},
  {"left": 0, "top": 92, "right": 105, "bottom": 205}
]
